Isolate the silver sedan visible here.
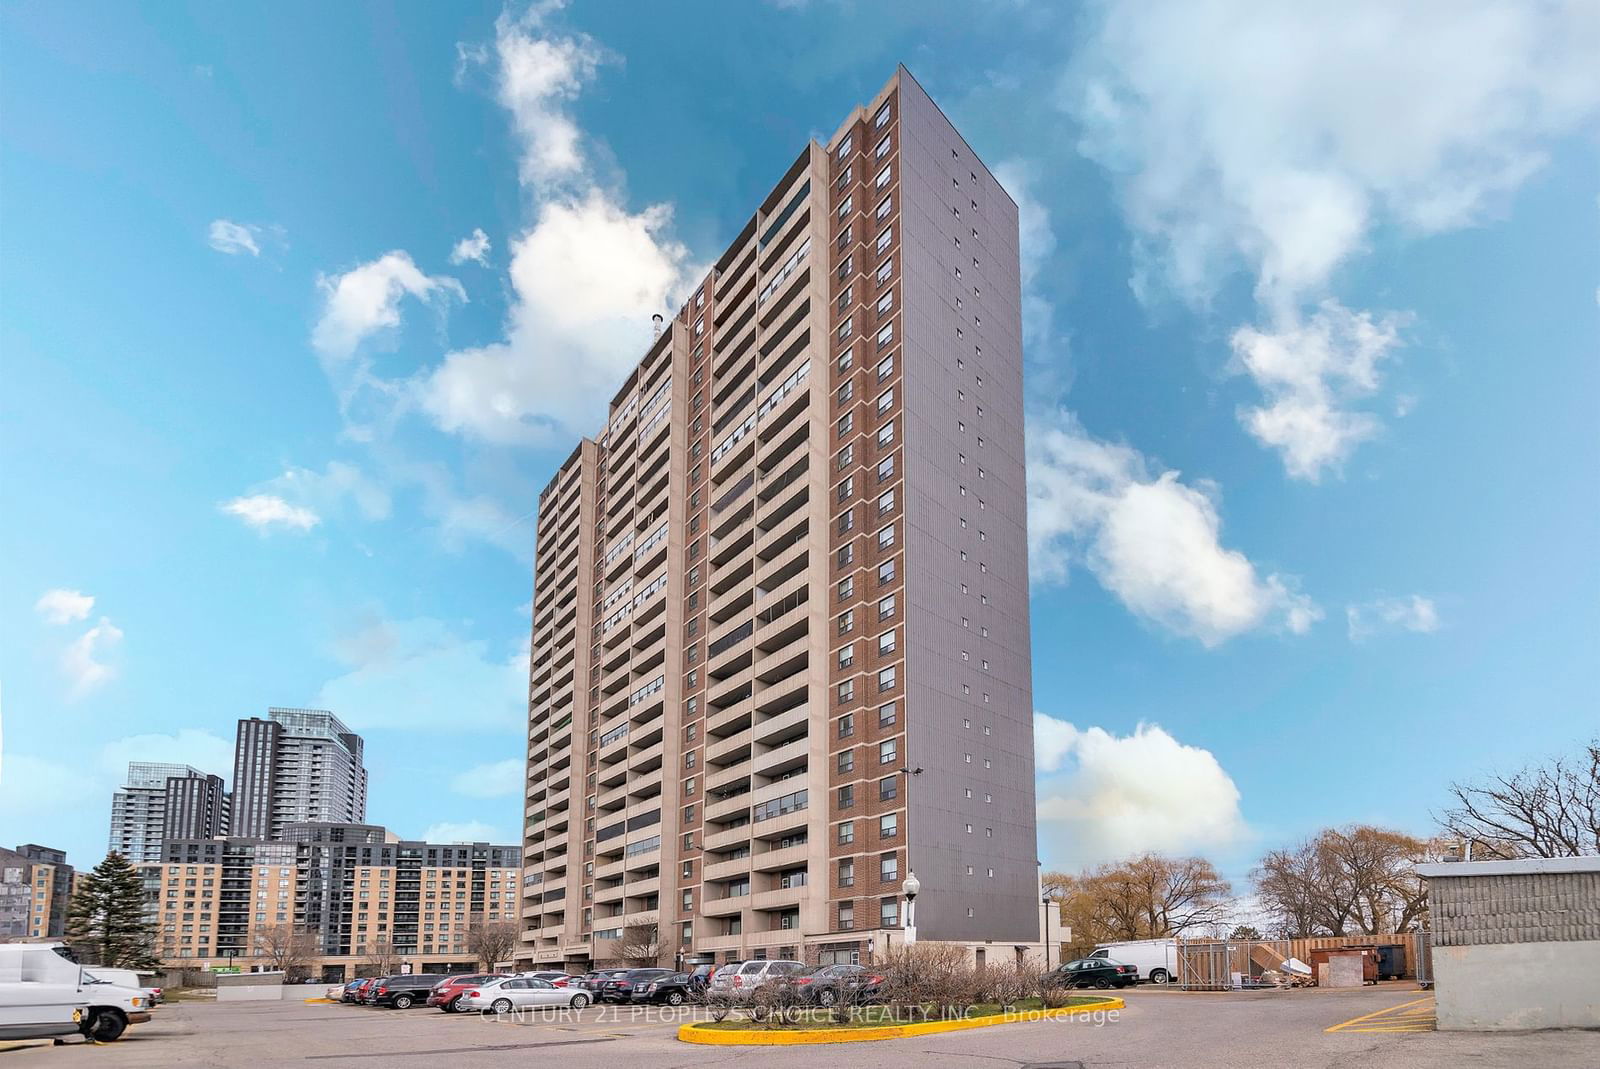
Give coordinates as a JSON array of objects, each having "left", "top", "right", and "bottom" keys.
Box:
[{"left": 457, "top": 976, "right": 592, "bottom": 1013}]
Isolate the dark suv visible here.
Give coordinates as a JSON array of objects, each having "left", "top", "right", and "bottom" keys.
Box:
[
  {"left": 598, "top": 968, "right": 675, "bottom": 1003},
  {"left": 369, "top": 974, "right": 449, "bottom": 1008}
]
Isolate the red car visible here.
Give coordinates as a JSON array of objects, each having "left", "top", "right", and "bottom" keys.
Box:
[{"left": 427, "top": 974, "right": 501, "bottom": 1013}]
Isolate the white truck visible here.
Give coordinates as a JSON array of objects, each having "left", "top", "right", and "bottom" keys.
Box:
[
  {"left": 0, "top": 942, "right": 153, "bottom": 1043},
  {"left": 1090, "top": 939, "right": 1179, "bottom": 985}
]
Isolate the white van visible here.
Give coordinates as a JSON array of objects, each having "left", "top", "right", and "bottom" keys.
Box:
[
  {"left": 84, "top": 967, "right": 162, "bottom": 1007},
  {"left": 1090, "top": 939, "right": 1178, "bottom": 984},
  {"left": 0, "top": 943, "right": 153, "bottom": 1042}
]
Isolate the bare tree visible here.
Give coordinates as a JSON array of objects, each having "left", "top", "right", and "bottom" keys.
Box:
[
  {"left": 1253, "top": 826, "right": 1432, "bottom": 936},
  {"left": 253, "top": 924, "right": 316, "bottom": 979},
  {"left": 618, "top": 922, "right": 663, "bottom": 967},
  {"left": 1058, "top": 854, "right": 1232, "bottom": 954},
  {"left": 1438, "top": 739, "right": 1600, "bottom": 859},
  {"left": 466, "top": 920, "right": 518, "bottom": 971},
  {"left": 358, "top": 937, "right": 400, "bottom": 978}
]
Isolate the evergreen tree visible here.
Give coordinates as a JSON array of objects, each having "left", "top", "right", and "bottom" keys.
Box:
[{"left": 66, "top": 852, "right": 158, "bottom": 969}]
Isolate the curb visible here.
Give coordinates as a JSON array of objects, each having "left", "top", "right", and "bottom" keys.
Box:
[
  {"left": 304, "top": 998, "right": 338, "bottom": 1004},
  {"left": 678, "top": 997, "right": 1125, "bottom": 1045}
]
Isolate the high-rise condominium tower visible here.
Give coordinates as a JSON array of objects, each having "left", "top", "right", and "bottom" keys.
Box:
[
  {"left": 518, "top": 68, "right": 1036, "bottom": 971},
  {"left": 231, "top": 708, "right": 368, "bottom": 840},
  {"left": 108, "top": 762, "right": 227, "bottom": 863}
]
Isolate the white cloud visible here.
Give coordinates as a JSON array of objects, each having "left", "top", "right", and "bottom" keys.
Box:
[
  {"left": 490, "top": 7, "right": 603, "bottom": 191},
  {"left": 208, "top": 219, "right": 262, "bottom": 256},
  {"left": 220, "top": 493, "right": 321, "bottom": 533},
  {"left": 416, "top": 11, "right": 693, "bottom": 445},
  {"left": 1035, "top": 713, "right": 1249, "bottom": 870},
  {"left": 61, "top": 617, "right": 124, "bottom": 699},
  {"left": 311, "top": 251, "right": 466, "bottom": 362},
  {"left": 1347, "top": 594, "right": 1441, "bottom": 642},
  {"left": 35, "top": 588, "right": 94, "bottom": 626},
  {"left": 1070, "top": 0, "right": 1600, "bottom": 477},
  {"left": 421, "top": 820, "right": 508, "bottom": 844},
  {"left": 420, "top": 192, "right": 690, "bottom": 444},
  {"left": 449, "top": 227, "right": 492, "bottom": 266},
  {"left": 1028, "top": 410, "right": 1319, "bottom": 645},
  {"left": 451, "top": 758, "right": 525, "bottom": 799},
  {"left": 268, "top": 461, "right": 391, "bottom": 523},
  {"left": 316, "top": 616, "right": 528, "bottom": 733},
  {"left": 1232, "top": 301, "right": 1408, "bottom": 480}
]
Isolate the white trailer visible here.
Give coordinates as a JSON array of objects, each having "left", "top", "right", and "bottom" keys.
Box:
[{"left": 1090, "top": 939, "right": 1179, "bottom": 984}]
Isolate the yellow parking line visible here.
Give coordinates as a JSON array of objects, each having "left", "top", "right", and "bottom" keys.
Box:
[{"left": 1326, "top": 995, "right": 1435, "bottom": 1033}]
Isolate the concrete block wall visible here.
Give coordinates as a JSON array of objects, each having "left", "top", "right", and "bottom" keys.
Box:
[{"left": 1430, "top": 870, "right": 1600, "bottom": 946}]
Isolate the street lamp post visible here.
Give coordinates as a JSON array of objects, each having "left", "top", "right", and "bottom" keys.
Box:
[
  {"left": 896, "top": 765, "right": 923, "bottom": 948},
  {"left": 1042, "top": 895, "right": 1052, "bottom": 970}
]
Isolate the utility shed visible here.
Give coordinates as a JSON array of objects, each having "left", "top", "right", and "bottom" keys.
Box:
[{"left": 1416, "top": 855, "right": 1600, "bottom": 1031}]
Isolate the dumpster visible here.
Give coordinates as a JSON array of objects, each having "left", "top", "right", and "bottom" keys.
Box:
[{"left": 1374, "top": 943, "right": 1407, "bottom": 981}]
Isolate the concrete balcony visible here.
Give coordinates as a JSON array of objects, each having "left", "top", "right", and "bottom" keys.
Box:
[
  {"left": 704, "top": 855, "right": 753, "bottom": 882},
  {"left": 751, "top": 735, "right": 809, "bottom": 779},
  {"left": 705, "top": 791, "right": 752, "bottom": 824},
  {"left": 753, "top": 634, "right": 808, "bottom": 685},
  {"left": 704, "top": 824, "right": 756, "bottom": 852},
  {"left": 752, "top": 703, "right": 809, "bottom": 748},
  {"left": 706, "top": 725, "right": 754, "bottom": 767},
  {"left": 750, "top": 886, "right": 806, "bottom": 912},
  {"left": 750, "top": 844, "right": 810, "bottom": 873},
  {"left": 700, "top": 894, "right": 748, "bottom": 918}
]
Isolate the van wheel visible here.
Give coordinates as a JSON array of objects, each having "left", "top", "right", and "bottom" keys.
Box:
[
  {"left": 392, "top": 994, "right": 414, "bottom": 1009},
  {"left": 1149, "top": 969, "right": 1170, "bottom": 985},
  {"left": 85, "top": 1010, "right": 127, "bottom": 1043}
]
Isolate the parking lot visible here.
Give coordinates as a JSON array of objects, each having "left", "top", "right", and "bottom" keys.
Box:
[{"left": 3, "top": 985, "right": 1594, "bottom": 1068}]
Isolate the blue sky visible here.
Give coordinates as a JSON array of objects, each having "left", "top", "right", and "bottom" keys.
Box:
[{"left": 3, "top": 1, "right": 1596, "bottom": 891}]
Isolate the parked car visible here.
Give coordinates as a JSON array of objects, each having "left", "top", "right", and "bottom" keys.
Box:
[
  {"left": 684, "top": 964, "right": 717, "bottom": 996},
  {"left": 706, "top": 962, "right": 744, "bottom": 997},
  {"left": 0, "top": 942, "right": 152, "bottom": 1044},
  {"left": 628, "top": 972, "right": 692, "bottom": 1006},
  {"left": 1046, "top": 958, "right": 1138, "bottom": 990},
  {"left": 722, "top": 959, "right": 808, "bottom": 1001},
  {"left": 598, "top": 968, "right": 675, "bottom": 1003},
  {"left": 426, "top": 974, "right": 499, "bottom": 1013},
  {"left": 342, "top": 978, "right": 373, "bottom": 1003},
  {"left": 324, "top": 983, "right": 346, "bottom": 1001},
  {"left": 793, "top": 963, "right": 884, "bottom": 1006},
  {"left": 522, "top": 970, "right": 576, "bottom": 987},
  {"left": 369, "top": 974, "right": 449, "bottom": 1008},
  {"left": 580, "top": 968, "right": 629, "bottom": 993},
  {"left": 1089, "top": 939, "right": 1179, "bottom": 985},
  {"left": 456, "top": 976, "right": 592, "bottom": 1013}
]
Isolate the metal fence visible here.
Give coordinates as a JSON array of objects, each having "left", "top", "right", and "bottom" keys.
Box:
[{"left": 1176, "top": 932, "right": 1431, "bottom": 990}]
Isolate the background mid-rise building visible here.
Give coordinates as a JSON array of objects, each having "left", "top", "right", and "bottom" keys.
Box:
[
  {"left": 151, "top": 823, "right": 519, "bottom": 981},
  {"left": 108, "top": 762, "right": 227, "bottom": 863},
  {"left": 518, "top": 67, "right": 1036, "bottom": 971},
  {"left": 231, "top": 708, "right": 368, "bottom": 840},
  {"left": 0, "top": 844, "right": 76, "bottom": 939}
]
